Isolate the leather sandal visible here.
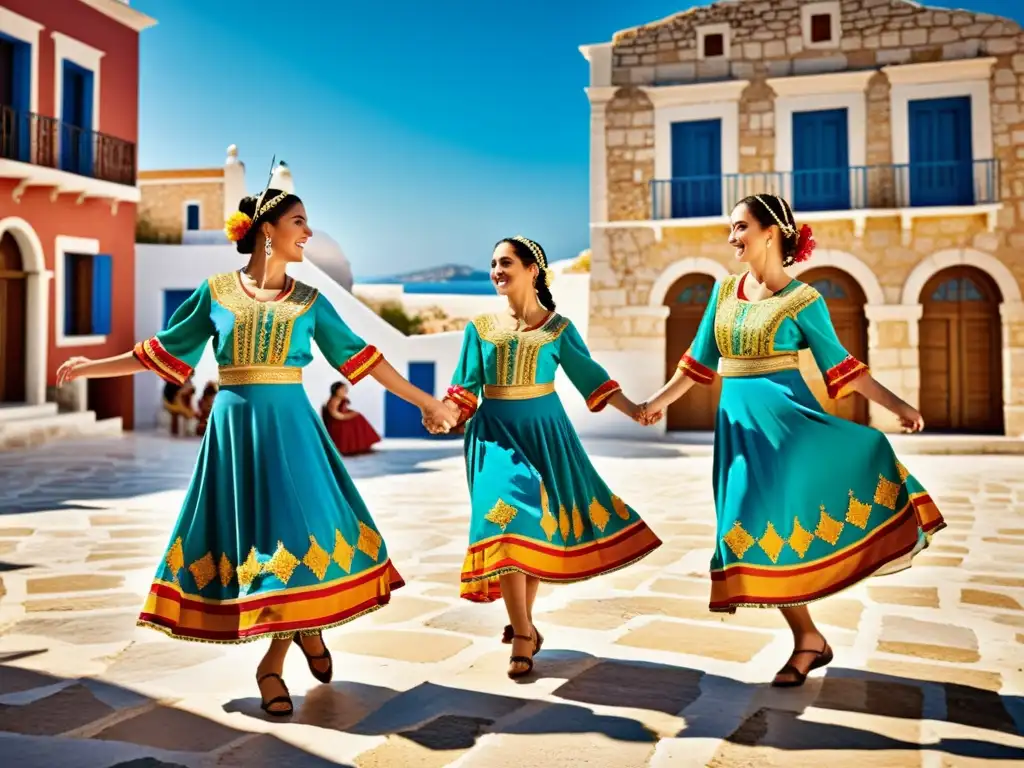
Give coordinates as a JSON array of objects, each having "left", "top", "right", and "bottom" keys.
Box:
[
  {"left": 293, "top": 632, "right": 333, "bottom": 684},
  {"left": 507, "top": 632, "right": 536, "bottom": 679},
  {"left": 257, "top": 672, "right": 293, "bottom": 716},
  {"left": 502, "top": 624, "right": 544, "bottom": 654},
  {"left": 771, "top": 641, "right": 833, "bottom": 688}
]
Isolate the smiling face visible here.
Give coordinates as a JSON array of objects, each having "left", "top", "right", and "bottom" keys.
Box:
[
  {"left": 728, "top": 202, "right": 772, "bottom": 264},
  {"left": 264, "top": 201, "right": 312, "bottom": 263},
  {"left": 490, "top": 241, "right": 538, "bottom": 297}
]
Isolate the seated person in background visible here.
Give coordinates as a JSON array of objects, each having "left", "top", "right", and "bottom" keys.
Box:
[
  {"left": 163, "top": 377, "right": 197, "bottom": 436},
  {"left": 196, "top": 381, "right": 219, "bottom": 438},
  {"left": 322, "top": 381, "right": 381, "bottom": 456}
]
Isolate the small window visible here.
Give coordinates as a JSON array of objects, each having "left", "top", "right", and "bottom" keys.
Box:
[
  {"left": 703, "top": 33, "right": 724, "bottom": 59},
  {"left": 810, "top": 14, "right": 833, "bottom": 43},
  {"left": 64, "top": 252, "right": 112, "bottom": 336},
  {"left": 185, "top": 203, "right": 201, "bottom": 231}
]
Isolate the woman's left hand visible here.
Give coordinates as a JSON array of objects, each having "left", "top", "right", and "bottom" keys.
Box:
[
  {"left": 896, "top": 404, "right": 924, "bottom": 433},
  {"left": 421, "top": 399, "right": 454, "bottom": 434}
]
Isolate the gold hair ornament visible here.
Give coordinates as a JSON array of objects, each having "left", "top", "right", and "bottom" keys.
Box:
[
  {"left": 753, "top": 194, "right": 796, "bottom": 237},
  {"left": 511, "top": 235, "right": 554, "bottom": 287}
]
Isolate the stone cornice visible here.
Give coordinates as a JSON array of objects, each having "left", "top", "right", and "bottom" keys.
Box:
[
  {"left": 640, "top": 79, "right": 749, "bottom": 108},
  {"left": 882, "top": 57, "right": 997, "bottom": 85},
  {"left": 767, "top": 69, "right": 875, "bottom": 98}
]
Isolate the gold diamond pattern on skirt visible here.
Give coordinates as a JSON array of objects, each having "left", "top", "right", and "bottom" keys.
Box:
[
  {"left": 188, "top": 552, "right": 216, "bottom": 590},
  {"left": 788, "top": 518, "right": 814, "bottom": 558},
  {"left": 611, "top": 495, "right": 631, "bottom": 520},
  {"left": 357, "top": 522, "right": 383, "bottom": 561},
  {"left": 846, "top": 491, "right": 873, "bottom": 529},
  {"left": 237, "top": 547, "right": 261, "bottom": 588},
  {"left": 874, "top": 474, "right": 900, "bottom": 510},
  {"left": 571, "top": 504, "right": 584, "bottom": 540},
  {"left": 896, "top": 460, "right": 909, "bottom": 483},
  {"left": 588, "top": 499, "right": 611, "bottom": 533},
  {"left": 815, "top": 506, "right": 845, "bottom": 546},
  {"left": 165, "top": 537, "right": 185, "bottom": 583},
  {"left": 303, "top": 535, "right": 331, "bottom": 581},
  {"left": 332, "top": 530, "right": 355, "bottom": 573},
  {"left": 558, "top": 505, "right": 571, "bottom": 541},
  {"left": 539, "top": 484, "right": 558, "bottom": 542},
  {"left": 723, "top": 522, "right": 755, "bottom": 559},
  {"left": 758, "top": 522, "right": 785, "bottom": 564},
  {"left": 484, "top": 499, "right": 518, "bottom": 532},
  {"left": 218, "top": 553, "right": 234, "bottom": 587},
  {"left": 263, "top": 542, "right": 300, "bottom": 585}
]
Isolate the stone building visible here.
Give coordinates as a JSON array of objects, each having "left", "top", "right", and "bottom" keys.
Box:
[{"left": 580, "top": 0, "right": 1024, "bottom": 436}]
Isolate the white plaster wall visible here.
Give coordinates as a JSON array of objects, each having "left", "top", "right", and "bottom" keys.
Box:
[{"left": 353, "top": 284, "right": 505, "bottom": 318}]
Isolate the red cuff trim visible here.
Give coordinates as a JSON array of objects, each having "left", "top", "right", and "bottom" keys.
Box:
[
  {"left": 134, "top": 338, "right": 191, "bottom": 385},
  {"left": 677, "top": 352, "right": 715, "bottom": 385},
  {"left": 444, "top": 385, "right": 478, "bottom": 420},
  {"left": 825, "top": 355, "right": 869, "bottom": 399},
  {"left": 340, "top": 345, "right": 383, "bottom": 385},
  {"left": 586, "top": 380, "right": 621, "bottom": 412}
]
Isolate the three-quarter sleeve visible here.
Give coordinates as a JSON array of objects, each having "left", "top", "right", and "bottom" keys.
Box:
[
  {"left": 796, "top": 294, "right": 869, "bottom": 399},
  {"left": 313, "top": 294, "right": 383, "bottom": 385},
  {"left": 558, "top": 321, "right": 621, "bottom": 412},
  {"left": 134, "top": 282, "right": 214, "bottom": 384},
  {"left": 676, "top": 280, "right": 722, "bottom": 385},
  {"left": 444, "top": 321, "right": 484, "bottom": 421}
]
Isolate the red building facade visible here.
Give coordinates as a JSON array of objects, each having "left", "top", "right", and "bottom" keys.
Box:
[{"left": 0, "top": 0, "right": 154, "bottom": 428}]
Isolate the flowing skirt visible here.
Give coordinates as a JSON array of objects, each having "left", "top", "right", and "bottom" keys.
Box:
[
  {"left": 323, "top": 408, "right": 381, "bottom": 456},
  {"left": 138, "top": 383, "right": 404, "bottom": 643},
  {"left": 710, "top": 370, "right": 945, "bottom": 612},
  {"left": 459, "top": 392, "right": 662, "bottom": 602}
]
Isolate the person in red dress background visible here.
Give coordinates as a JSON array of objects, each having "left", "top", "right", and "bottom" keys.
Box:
[{"left": 323, "top": 381, "right": 381, "bottom": 456}]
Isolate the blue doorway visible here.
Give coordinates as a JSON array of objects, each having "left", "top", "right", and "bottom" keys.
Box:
[
  {"left": 908, "top": 96, "right": 973, "bottom": 207},
  {"left": 163, "top": 289, "right": 194, "bottom": 329},
  {"left": 384, "top": 361, "right": 435, "bottom": 438},
  {"left": 670, "top": 119, "right": 722, "bottom": 218},
  {"left": 792, "top": 108, "right": 850, "bottom": 211},
  {"left": 60, "top": 61, "right": 94, "bottom": 176}
]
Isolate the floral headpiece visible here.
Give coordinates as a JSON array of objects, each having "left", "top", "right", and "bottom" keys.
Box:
[
  {"left": 752, "top": 194, "right": 816, "bottom": 263},
  {"left": 223, "top": 156, "right": 288, "bottom": 242},
  {"left": 511, "top": 235, "right": 555, "bottom": 287}
]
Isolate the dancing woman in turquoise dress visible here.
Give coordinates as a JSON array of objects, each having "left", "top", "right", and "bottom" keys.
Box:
[
  {"left": 433, "top": 236, "right": 662, "bottom": 679},
  {"left": 641, "top": 194, "right": 945, "bottom": 688},
  {"left": 56, "top": 188, "right": 454, "bottom": 715}
]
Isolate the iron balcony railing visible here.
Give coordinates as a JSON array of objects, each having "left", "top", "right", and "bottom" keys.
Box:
[
  {"left": 0, "top": 104, "right": 137, "bottom": 186},
  {"left": 650, "top": 159, "right": 1000, "bottom": 220}
]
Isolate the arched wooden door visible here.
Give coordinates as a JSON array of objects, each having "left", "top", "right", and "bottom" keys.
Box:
[
  {"left": 919, "top": 266, "right": 1003, "bottom": 433},
  {"left": 799, "top": 267, "right": 869, "bottom": 424},
  {"left": 665, "top": 273, "right": 721, "bottom": 430},
  {"left": 0, "top": 232, "right": 27, "bottom": 403}
]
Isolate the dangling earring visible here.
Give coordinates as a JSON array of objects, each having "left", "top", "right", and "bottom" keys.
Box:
[
  {"left": 264, "top": 235, "right": 273, "bottom": 261},
  {"left": 766, "top": 237, "right": 773, "bottom": 249},
  {"left": 260, "top": 236, "right": 272, "bottom": 291}
]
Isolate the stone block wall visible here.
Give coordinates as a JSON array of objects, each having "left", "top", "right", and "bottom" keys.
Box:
[
  {"left": 137, "top": 181, "right": 225, "bottom": 242},
  {"left": 588, "top": 1, "right": 1024, "bottom": 434}
]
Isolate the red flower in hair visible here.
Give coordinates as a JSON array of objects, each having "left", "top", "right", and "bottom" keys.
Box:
[{"left": 793, "top": 224, "right": 816, "bottom": 263}]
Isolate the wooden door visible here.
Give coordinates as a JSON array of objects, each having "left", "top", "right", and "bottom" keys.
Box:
[
  {"left": 919, "top": 267, "right": 1003, "bottom": 433},
  {"left": 792, "top": 108, "right": 851, "bottom": 212},
  {"left": 800, "top": 267, "right": 869, "bottom": 424},
  {"left": 665, "top": 273, "right": 721, "bottom": 430},
  {"left": 0, "top": 232, "right": 26, "bottom": 402}
]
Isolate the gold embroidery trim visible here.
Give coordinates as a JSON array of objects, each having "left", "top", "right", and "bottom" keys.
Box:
[
  {"left": 539, "top": 483, "right": 558, "bottom": 541},
  {"left": 719, "top": 353, "right": 800, "bottom": 377},
  {"left": 219, "top": 365, "right": 303, "bottom": 385},
  {"left": 723, "top": 522, "right": 755, "bottom": 559},
  {"left": 473, "top": 313, "right": 570, "bottom": 385},
  {"left": 189, "top": 552, "right": 217, "bottom": 590},
  {"left": 357, "top": 522, "right": 383, "bottom": 561},
  {"left": 788, "top": 519, "right": 814, "bottom": 559},
  {"left": 485, "top": 499, "right": 519, "bottom": 531},
  {"left": 332, "top": 530, "right": 356, "bottom": 573},
  {"left": 874, "top": 475, "right": 900, "bottom": 510},
  {"left": 482, "top": 383, "right": 555, "bottom": 400},
  {"left": 758, "top": 522, "right": 785, "bottom": 564},
  {"left": 165, "top": 537, "right": 185, "bottom": 583},
  {"left": 588, "top": 499, "right": 611, "bottom": 533},
  {"left": 218, "top": 553, "right": 234, "bottom": 587},
  {"left": 263, "top": 542, "right": 300, "bottom": 585},
  {"left": 713, "top": 275, "right": 819, "bottom": 359},
  {"left": 303, "top": 535, "right": 331, "bottom": 581}
]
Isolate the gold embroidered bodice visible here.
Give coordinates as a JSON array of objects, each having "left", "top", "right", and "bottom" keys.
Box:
[{"left": 713, "top": 274, "right": 819, "bottom": 358}]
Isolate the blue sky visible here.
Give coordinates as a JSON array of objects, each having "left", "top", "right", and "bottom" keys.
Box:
[{"left": 132, "top": 0, "right": 1021, "bottom": 278}]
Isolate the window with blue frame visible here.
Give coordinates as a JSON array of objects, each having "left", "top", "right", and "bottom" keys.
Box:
[
  {"left": 64, "top": 253, "right": 112, "bottom": 336},
  {"left": 60, "top": 60, "right": 94, "bottom": 176},
  {"left": 908, "top": 96, "right": 974, "bottom": 207},
  {"left": 0, "top": 31, "right": 32, "bottom": 163},
  {"left": 792, "top": 108, "right": 850, "bottom": 212},
  {"left": 185, "top": 203, "right": 201, "bottom": 231}
]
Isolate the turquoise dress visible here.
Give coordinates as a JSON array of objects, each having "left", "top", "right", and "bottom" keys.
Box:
[
  {"left": 133, "top": 270, "right": 403, "bottom": 643},
  {"left": 679, "top": 274, "right": 945, "bottom": 612},
  {"left": 445, "top": 313, "right": 662, "bottom": 602}
]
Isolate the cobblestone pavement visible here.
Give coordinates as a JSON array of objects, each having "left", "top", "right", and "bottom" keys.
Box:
[{"left": 0, "top": 434, "right": 1022, "bottom": 767}]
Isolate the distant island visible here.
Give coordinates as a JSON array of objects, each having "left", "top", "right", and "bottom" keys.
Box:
[{"left": 362, "top": 263, "right": 490, "bottom": 284}]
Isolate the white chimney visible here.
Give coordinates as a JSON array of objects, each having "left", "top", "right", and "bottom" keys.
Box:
[
  {"left": 223, "top": 144, "right": 246, "bottom": 223},
  {"left": 270, "top": 160, "right": 295, "bottom": 194}
]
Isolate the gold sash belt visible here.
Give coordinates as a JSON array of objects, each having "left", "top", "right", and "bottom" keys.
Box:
[
  {"left": 719, "top": 353, "right": 800, "bottom": 377},
  {"left": 483, "top": 382, "right": 555, "bottom": 400},
  {"left": 219, "top": 365, "right": 303, "bottom": 385}
]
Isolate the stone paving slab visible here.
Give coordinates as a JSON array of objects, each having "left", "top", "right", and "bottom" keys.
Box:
[{"left": 0, "top": 434, "right": 1023, "bottom": 767}]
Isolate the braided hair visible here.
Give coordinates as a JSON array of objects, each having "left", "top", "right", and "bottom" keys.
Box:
[
  {"left": 736, "top": 194, "right": 815, "bottom": 267},
  {"left": 232, "top": 189, "right": 302, "bottom": 255},
  {"left": 497, "top": 236, "right": 556, "bottom": 310}
]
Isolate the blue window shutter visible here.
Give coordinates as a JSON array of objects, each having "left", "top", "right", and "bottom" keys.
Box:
[
  {"left": 186, "top": 204, "right": 200, "bottom": 231},
  {"left": 91, "top": 254, "right": 113, "bottom": 335},
  {"left": 669, "top": 119, "right": 722, "bottom": 218},
  {"left": 64, "top": 252, "right": 74, "bottom": 336}
]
